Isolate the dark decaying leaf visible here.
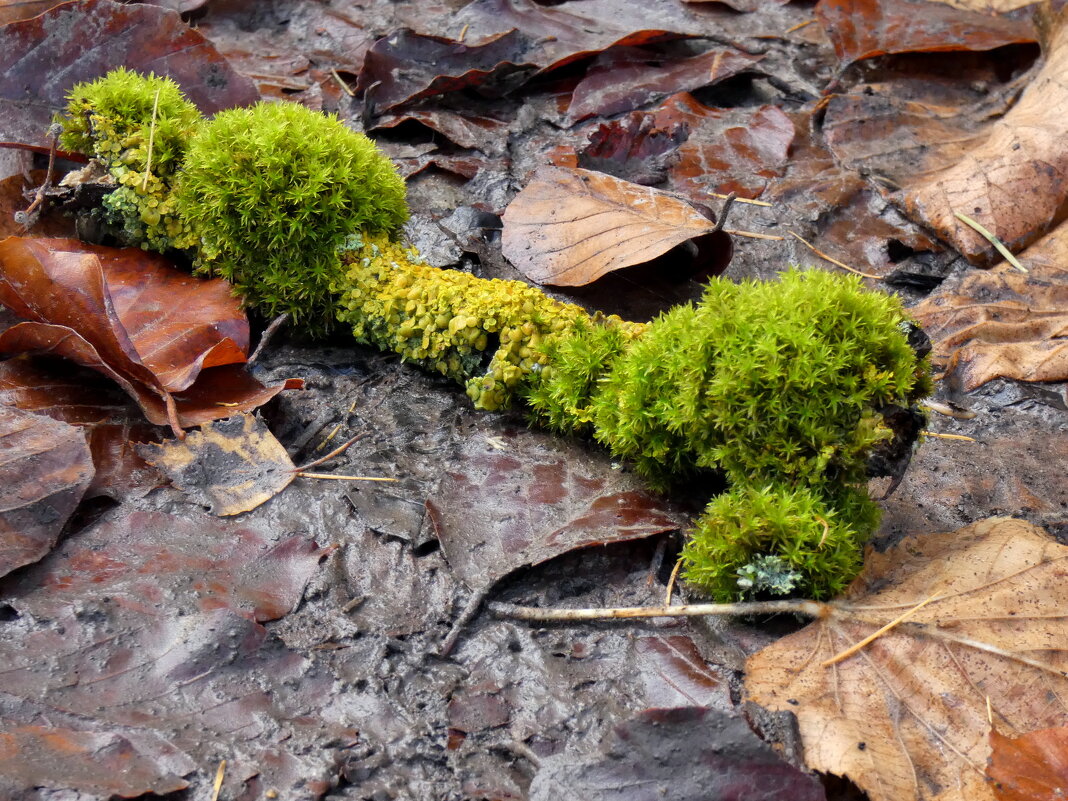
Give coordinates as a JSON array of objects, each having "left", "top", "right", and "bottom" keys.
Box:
[
  {"left": 0, "top": 237, "right": 301, "bottom": 433},
  {"left": 632, "top": 635, "right": 729, "bottom": 708},
  {"left": 528, "top": 707, "right": 827, "bottom": 801},
  {"left": 0, "top": 507, "right": 342, "bottom": 799},
  {"left": 426, "top": 421, "right": 686, "bottom": 591},
  {"left": 139, "top": 413, "right": 297, "bottom": 516},
  {"left": 0, "top": 356, "right": 166, "bottom": 499},
  {"left": 567, "top": 46, "right": 763, "bottom": 122},
  {"left": 0, "top": 171, "right": 80, "bottom": 240},
  {"left": 373, "top": 109, "right": 511, "bottom": 154},
  {"left": 816, "top": 0, "right": 1036, "bottom": 68},
  {"left": 577, "top": 114, "right": 690, "bottom": 185},
  {"left": 0, "top": 0, "right": 258, "bottom": 152},
  {"left": 501, "top": 166, "right": 729, "bottom": 286},
  {"left": 988, "top": 727, "right": 1068, "bottom": 801},
  {"left": 0, "top": 404, "right": 93, "bottom": 579}
]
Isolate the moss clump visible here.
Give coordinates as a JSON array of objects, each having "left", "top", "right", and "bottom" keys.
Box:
[
  {"left": 338, "top": 233, "right": 643, "bottom": 410},
  {"left": 60, "top": 68, "right": 202, "bottom": 251},
  {"left": 176, "top": 101, "right": 409, "bottom": 332}
]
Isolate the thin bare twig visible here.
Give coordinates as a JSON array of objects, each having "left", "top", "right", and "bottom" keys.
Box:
[
  {"left": 16, "top": 122, "right": 63, "bottom": 230},
  {"left": 440, "top": 587, "right": 490, "bottom": 657},
  {"left": 292, "top": 431, "right": 366, "bottom": 472},
  {"left": 210, "top": 760, "right": 226, "bottom": 801},
  {"left": 664, "top": 558, "right": 683, "bottom": 606},
  {"left": 142, "top": 87, "right": 161, "bottom": 192},
  {"left": 489, "top": 598, "right": 825, "bottom": 622},
  {"left": 247, "top": 313, "right": 289, "bottom": 366},
  {"left": 788, "top": 231, "right": 882, "bottom": 279}
]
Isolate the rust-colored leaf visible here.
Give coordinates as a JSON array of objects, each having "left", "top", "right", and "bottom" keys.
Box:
[
  {"left": 139, "top": 414, "right": 297, "bottom": 516},
  {"left": 0, "top": 1, "right": 65, "bottom": 26},
  {"left": 0, "top": 0, "right": 258, "bottom": 152},
  {"left": 0, "top": 237, "right": 300, "bottom": 433},
  {"left": 817, "top": 0, "right": 1036, "bottom": 68},
  {"left": 373, "top": 109, "right": 510, "bottom": 154},
  {"left": 910, "top": 260, "right": 1068, "bottom": 390},
  {"left": 501, "top": 166, "right": 728, "bottom": 286},
  {"left": 427, "top": 421, "right": 686, "bottom": 591},
  {"left": 746, "top": 518, "right": 1068, "bottom": 801},
  {"left": 0, "top": 356, "right": 166, "bottom": 499},
  {"left": 577, "top": 113, "right": 689, "bottom": 186},
  {"left": 988, "top": 727, "right": 1068, "bottom": 801},
  {"left": 567, "top": 46, "right": 763, "bottom": 122},
  {"left": 0, "top": 404, "right": 93, "bottom": 579}
]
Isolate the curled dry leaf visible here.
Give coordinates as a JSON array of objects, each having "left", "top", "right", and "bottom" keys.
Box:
[
  {"left": 501, "top": 166, "right": 729, "bottom": 286},
  {"left": 909, "top": 260, "right": 1068, "bottom": 390},
  {"left": 895, "top": 10, "right": 1068, "bottom": 264},
  {"left": 988, "top": 727, "right": 1068, "bottom": 801},
  {"left": 0, "top": 0, "right": 258, "bottom": 152},
  {"left": 0, "top": 237, "right": 301, "bottom": 434},
  {"left": 0, "top": 404, "right": 93, "bottom": 579},
  {"left": 139, "top": 413, "right": 297, "bottom": 516},
  {"left": 817, "top": 0, "right": 1036, "bottom": 68},
  {"left": 745, "top": 518, "right": 1068, "bottom": 801}
]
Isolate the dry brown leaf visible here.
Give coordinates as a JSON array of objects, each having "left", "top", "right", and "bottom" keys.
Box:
[
  {"left": 896, "top": 10, "right": 1068, "bottom": 264},
  {"left": 988, "top": 727, "right": 1068, "bottom": 801},
  {"left": 745, "top": 518, "right": 1068, "bottom": 801},
  {"left": 139, "top": 414, "right": 296, "bottom": 516},
  {"left": 909, "top": 259, "right": 1068, "bottom": 390},
  {"left": 501, "top": 166, "right": 725, "bottom": 286}
]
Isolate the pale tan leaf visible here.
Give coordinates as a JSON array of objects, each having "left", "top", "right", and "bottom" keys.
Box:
[
  {"left": 898, "top": 11, "right": 1068, "bottom": 263},
  {"left": 501, "top": 166, "right": 722, "bottom": 286},
  {"left": 745, "top": 518, "right": 1068, "bottom": 801}
]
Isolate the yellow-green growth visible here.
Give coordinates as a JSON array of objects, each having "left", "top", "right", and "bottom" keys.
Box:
[
  {"left": 337, "top": 234, "right": 643, "bottom": 410},
  {"left": 60, "top": 68, "right": 202, "bottom": 251},
  {"left": 176, "top": 102, "right": 409, "bottom": 333}
]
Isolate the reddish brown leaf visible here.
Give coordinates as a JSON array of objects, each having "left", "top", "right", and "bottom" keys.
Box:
[
  {"left": 0, "top": 1, "right": 65, "bottom": 26},
  {"left": 632, "top": 636, "right": 729, "bottom": 709},
  {"left": 501, "top": 165, "right": 728, "bottom": 286},
  {"left": 0, "top": 0, "right": 258, "bottom": 152},
  {"left": 817, "top": 0, "right": 1036, "bottom": 68},
  {"left": 683, "top": 0, "right": 790, "bottom": 11},
  {"left": 427, "top": 421, "right": 686, "bottom": 591},
  {"left": 988, "top": 727, "right": 1068, "bottom": 801},
  {"left": 0, "top": 356, "right": 166, "bottom": 499},
  {"left": 0, "top": 237, "right": 299, "bottom": 433},
  {"left": 0, "top": 727, "right": 190, "bottom": 799},
  {"left": 567, "top": 46, "right": 763, "bottom": 122},
  {"left": 373, "top": 109, "right": 510, "bottom": 154},
  {"left": 0, "top": 404, "right": 93, "bottom": 579},
  {"left": 577, "top": 113, "right": 689, "bottom": 185}
]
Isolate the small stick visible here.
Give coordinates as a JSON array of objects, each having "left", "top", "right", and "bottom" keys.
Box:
[
  {"left": 16, "top": 122, "right": 63, "bottom": 229},
  {"left": 296, "top": 472, "right": 399, "bottom": 481},
  {"left": 210, "top": 760, "right": 226, "bottom": 801},
  {"left": 292, "top": 431, "right": 366, "bottom": 472},
  {"left": 142, "top": 87, "right": 161, "bottom": 192},
  {"left": 725, "top": 229, "right": 784, "bottom": 241},
  {"left": 709, "top": 192, "right": 772, "bottom": 208},
  {"left": 784, "top": 19, "right": 815, "bottom": 33},
  {"left": 439, "top": 587, "right": 490, "bottom": 658},
  {"left": 923, "top": 400, "right": 976, "bottom": 420},
  {"left": 788, "top": 231, "right": 882, "bottom": 279},
  {"left": 457, "top": 23, "right": 470, "bottom": 42},
  {"left": 922, "top": 431, "right": 976, "bottom": 442},
  {"left": 821, "top": 594, "right": 940, "bottom": 667},
  {"left": 664, "top": 558, "right": 683, "bottom": 606},
  {"left": 954, "top": 212, "right": 1027, "bottom": 273},
  {"left": 814, "top": 515, "right": 830, "bottom": 548},
  {"left": 711, "top": 192, "right": 737, "bottom": 234},
  {"left": 489, "top": 598, "right": 825, "bottom": 622},
  {"left": 247, "top": 312, "right": 289, "bottom": 365},
  {"left": 331, "top": 69, "right": 355, "bottom": 97}
]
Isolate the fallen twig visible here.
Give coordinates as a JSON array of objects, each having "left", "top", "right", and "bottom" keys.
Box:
[{"left": 788, "top": 231, "right": 882, "bottom": 279}]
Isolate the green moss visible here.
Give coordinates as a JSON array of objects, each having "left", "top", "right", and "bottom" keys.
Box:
[
  {"left": 176, "top": 101, "right": 409, "bottom": 333},
  {"left": 59, "top": 68, "right": 202, "bottom": 251},
  {"left": 681, "top": 484, "right": 881, "bottom": 600},
  {"left": 337, "top": 233, "right": 642, "bottom": 410}
]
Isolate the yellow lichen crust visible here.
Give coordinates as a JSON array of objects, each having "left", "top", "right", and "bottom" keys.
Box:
[
  {"left": 337, "top": 234, "right": 643, "bottom": 411},
  {"left": 60, "top": 68, "right": 201, "bottom": 251}
]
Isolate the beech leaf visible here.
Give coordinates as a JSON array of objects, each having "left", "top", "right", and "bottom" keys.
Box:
[
  {"left": 501, "top": 166, "right": 728, "bottom": 286},
  {"left": 988, "top": 727, "right": 1068, "bottom": 801},
  {"left": 745, "top": 518, "right": 1068, "bottom": 801},
  {"left": 0, "top": 404, "right": 93, "bottom": 578}
]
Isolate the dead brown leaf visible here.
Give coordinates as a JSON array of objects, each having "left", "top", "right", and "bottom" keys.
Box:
[
  {"left": 745, "top": 518, "right": 1068, "bottom": 801},
  {"left": 0, "top": 404, "right": 93, "bottom": 578},
  {"left": 909, "top": 260, "right": 1068, "bottom": 390},
  {"left": 895, "top": 11, "right": 1068, "bottom": 264},
  {"left": 139, "top": 414, "right": 297, "bottom": 516},
  {"left": 501, "top": 166, "right": 728, "bottom": 286},
  {"left": 988, "top": 727, "right": 1068, "bottom": 801}
]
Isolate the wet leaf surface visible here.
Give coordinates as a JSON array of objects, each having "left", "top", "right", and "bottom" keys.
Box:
[
  {"left": 140, "top": 413, "right": 298, "bottom": 516},
  {"left": 0, "top": 172, "right": 80, "bottom": 240},
  {"left": 817, "top": 0, "right": 1036, "bottom": 68},
  {"left": 529, "top": 707, "right": 826, "bottom": 801},
  {"left": 0, "top": 0, "right": 258, "bottom": 152},
  {"left": 988, "top": 727, "right": 1068, "bottom": 801},
  {"left": 746, "top": 518, "right": 1068, "bottom": 801},
  {"left": 0, "top": 356, "right": 166, "bottom": 500},
  {"left": 373, "top": 109, "right": 511, "bottom": 154},
  {"left": 0, "top": 404, "right": 93, "bottom": 579},
  {"left": 501, "top": 166, "right": 727, "bottom": 286},
  {"left": 428, "top": 418, "right": 688, "bottom": 591},
  {"left": 0, "top": 237, "right": 299, "bottom": 433}
]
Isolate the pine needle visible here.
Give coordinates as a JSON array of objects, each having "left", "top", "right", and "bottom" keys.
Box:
[
  {"left": 821, "top": 594, "right": 941, "bottom": 667},
  {"left": 788, "top": 231, "right": 882, "bottom": 279},
  {"left": 954, "top": 212, "right": 1027, "bottom": 273}
]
